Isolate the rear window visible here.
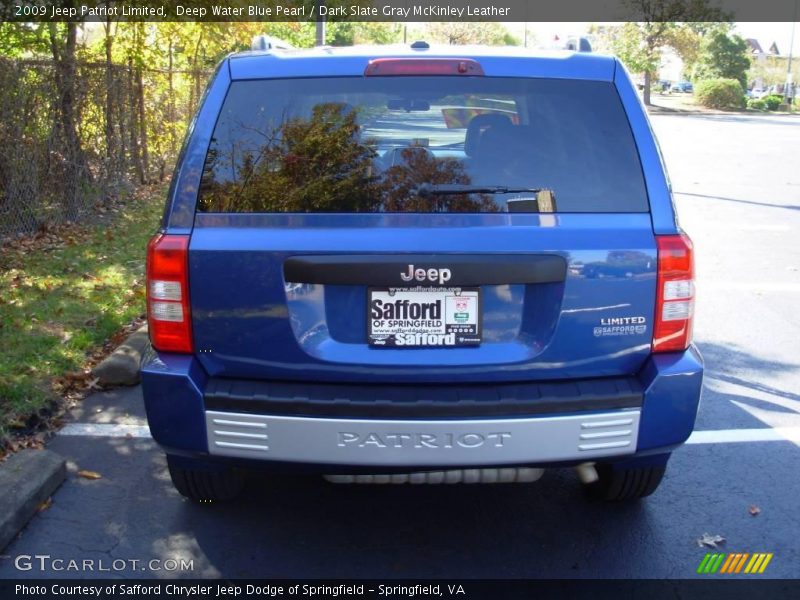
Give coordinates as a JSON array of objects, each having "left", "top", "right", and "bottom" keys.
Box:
[{"left": 197, "top": 76, "right": 648, "bottom": 213}]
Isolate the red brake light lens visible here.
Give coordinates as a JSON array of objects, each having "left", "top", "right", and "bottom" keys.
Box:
[
  {"left": 653, "top": 233, "right": 695, "bottom": 353},
  {"left": 146, "top": 234, "right": 193, "bottom": 353},
  {"left": 364, "top": 58, "right": 484, "bottom": 77}
]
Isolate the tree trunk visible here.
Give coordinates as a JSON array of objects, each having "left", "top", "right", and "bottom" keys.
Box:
[
  {"left": 128, "top": 57, "right": 144, "bottom": 185},
  {"left": 643, "top": 70, "right": 652, "bottom": 106},
  {"left": 103, "top": 19, "right": 115, "bottom": 172},
  {"left": 48, "top": 21, "right": 86, "bottom": 220},
  {"left": 167, "top": 39, "right": 176, "bottom": 154},
  {"left": 116, "top": 71, "right": 127, "bottom": 177},
  {"left": 137, "top": 68, "right": 149, "bottom": 184},
  {"left": 189, "top": 30, "right": 204, "bottom": 115}
]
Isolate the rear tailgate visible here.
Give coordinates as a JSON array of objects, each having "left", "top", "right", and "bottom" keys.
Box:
[{"left": 189, "top": 213, "right": 655, "bottom": 383}]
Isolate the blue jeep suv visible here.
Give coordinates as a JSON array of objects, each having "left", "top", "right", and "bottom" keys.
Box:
[{"left": 142, "top": 43, "right": 702, "bottom": 502}]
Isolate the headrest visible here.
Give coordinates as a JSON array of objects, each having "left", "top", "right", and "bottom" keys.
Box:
[{"left": 464, "top": 113, "right": 512, "bottom": 157}]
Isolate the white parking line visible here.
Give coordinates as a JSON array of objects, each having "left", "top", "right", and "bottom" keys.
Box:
[
  {"left": 58, "top": 423, "right": 800, "bottom": 445},
  {"left": 686, "top": 427, "right": 800, "bottom": 444},
  {"left": 691, "top": 224, "right": 791, "bottom": 232},
  {"left": 701, "top": 282, "right": 800, "bottom": 293}
]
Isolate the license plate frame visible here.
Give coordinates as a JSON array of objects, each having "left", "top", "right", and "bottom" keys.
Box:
[{"left": 367, "top": 286, "right": 482, "bottom": 348}]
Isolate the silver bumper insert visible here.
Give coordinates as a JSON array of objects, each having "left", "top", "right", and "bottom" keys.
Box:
[{"left": 205, "top": 409, "right": 640, "bottom": 466}]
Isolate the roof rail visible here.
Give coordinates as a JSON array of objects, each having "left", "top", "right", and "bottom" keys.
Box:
[{"left": 251, "top": 35, "right": 294, "bottom": 52}]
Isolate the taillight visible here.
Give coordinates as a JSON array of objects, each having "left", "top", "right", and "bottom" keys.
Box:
[
  {"left": 653, "top": 233, "right": 695, "bottom": 353},
  {"left": 364, "top": 58, "right": 484, "bottom": 76},
  {"left": 146, "top": 234, "right": 192, "bottom": 353}
]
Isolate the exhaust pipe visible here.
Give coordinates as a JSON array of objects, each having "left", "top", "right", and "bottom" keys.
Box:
[
  {"left": 574, "top": 462, "right": 599, "bottom": 484},
  {"left": 324, "top": 467, "right": 544, "bottom": 485}
]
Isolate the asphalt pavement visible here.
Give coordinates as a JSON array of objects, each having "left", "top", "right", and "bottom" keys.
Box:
[{"left": 1, "top": 112, "right": 799, "bottom": 580}]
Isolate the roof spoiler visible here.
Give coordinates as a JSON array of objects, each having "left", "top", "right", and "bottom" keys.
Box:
[{"left": 251, "top": 35, "right": 294, "bottom": 52}]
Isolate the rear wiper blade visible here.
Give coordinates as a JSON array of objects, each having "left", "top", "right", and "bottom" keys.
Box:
[{"left": 414, "top": 184, "right": 543, "bottom": 197}]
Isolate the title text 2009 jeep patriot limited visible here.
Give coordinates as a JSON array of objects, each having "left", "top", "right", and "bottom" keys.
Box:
[{"left": 142, "top": 43, "right": 702, "bottom": 502}]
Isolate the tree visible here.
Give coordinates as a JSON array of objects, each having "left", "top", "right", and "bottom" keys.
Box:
[
  {"left": 327, "top": 22, "right": 402, "bottom": 46},
  {"left": 662, "top": 26, "right": 702, "bottom": 77},
  {"left": 380, "top": 148, "right": 497, "bottom": 213},
  {"left": 661, "top": 23, "right": 732, "bottom": 81},
  {"left": 0, "top": 23, "right": 50, "bottom": 57},
  {"left": 748, "top": 56, "right": 800, "bottom": 91},
  {"left": 612, "top": 0, "right": 729, "bottom": 105},
  {"left": 608, "top": 22, "right": 653, "bottom": 82},
  {"left": 694, "top": 31, "right": 751, "bottom": 90},
  {"left": 201, "top": 103, "right": 382, "bottom": 213},
  {"left": 198, "top": 102, "right": 498, "bottom": 214},
  {"left": 425, "top": 23, "right": 519, "bottom": 46}
]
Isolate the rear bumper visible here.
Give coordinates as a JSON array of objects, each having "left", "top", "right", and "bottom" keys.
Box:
[
  {"left": 141, "top": 345, "right": 703, "bottom": 469},
  {"left": 205, "top": 410, "right": 641, "bottom": 466}
]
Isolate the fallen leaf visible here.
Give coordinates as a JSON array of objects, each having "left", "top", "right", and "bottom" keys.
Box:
[
  {"left": 749, "top": 505, "right": 761, "bottom": 516},
  {"left": 697, "top": 533, "right": 726, "bottom": 549},
  {"left": 64, "top": 371, "right": 88, "bottom": 383},
  {"left": 77, "top": 470, "right": 102, "bottom": 480},
  {"left": 37, "top": 497, "right": 52, "bottom": 513}
]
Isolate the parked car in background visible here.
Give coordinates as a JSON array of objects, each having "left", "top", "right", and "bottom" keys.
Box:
[
  {"left": 747, "top": 87, "right": 767, "bottom": 99},
  {"left": 670, "top": 81, "right": 693, "bottom": 93},
  {"left": 636, "top": 79, "right": 670, "bottom": 93}
]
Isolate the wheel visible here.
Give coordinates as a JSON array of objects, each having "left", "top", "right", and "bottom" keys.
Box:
[
  {"left": 167, "top": 456, "right": 245, "bottom": 502},
  {"left": 586, "top": 463, "right": 666, "bottom": 502}
]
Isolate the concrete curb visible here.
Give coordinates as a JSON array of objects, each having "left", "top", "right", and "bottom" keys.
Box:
[
  {"left": 648, "top": 104, "right": 800, "bottom": 117},
  {"left": 91, "top": 325, "right": 149, "bottom": 386},
  {"left": 0, "top": 449, "right": 66, "bottom": 551}
]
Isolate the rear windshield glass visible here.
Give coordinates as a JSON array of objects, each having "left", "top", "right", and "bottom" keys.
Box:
[{"left": 198, "top": 76, "right": 648, "bottom": 213}]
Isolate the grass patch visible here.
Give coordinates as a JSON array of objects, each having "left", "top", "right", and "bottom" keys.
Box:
[{"left": 0, "top": 187, "right": 165, "bottom": 438}]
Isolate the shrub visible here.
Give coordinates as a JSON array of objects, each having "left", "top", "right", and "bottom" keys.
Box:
[
  {"left": 694, "top": 78, "right": 746, "bottom": 110},
  {"left": 747, "top": 98, "right": 767, "bottom": 111},
  {"left": 763, "top": 95, "right": 783, "bottom": 111}
]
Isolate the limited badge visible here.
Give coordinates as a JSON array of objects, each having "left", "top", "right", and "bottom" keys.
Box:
[{"left": 593, "top": 316, "right": 647, "bottom": 337}]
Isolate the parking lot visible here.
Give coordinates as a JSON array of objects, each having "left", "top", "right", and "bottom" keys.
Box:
[{"left": 1, "top": 111, "right": 799, "bottom": 580}]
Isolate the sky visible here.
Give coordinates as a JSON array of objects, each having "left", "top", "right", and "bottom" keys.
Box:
[{"left": 507, "top": 22, "right": 800, "bottom": 56}]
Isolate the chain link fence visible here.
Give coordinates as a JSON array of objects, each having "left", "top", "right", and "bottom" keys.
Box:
[{"left": 0, "top": 57, "right": 211, "bottom": 238}]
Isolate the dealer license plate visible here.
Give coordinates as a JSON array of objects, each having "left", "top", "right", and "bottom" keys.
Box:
[{"left": 368, "top": 287, "right": 481, "bottom": 347}]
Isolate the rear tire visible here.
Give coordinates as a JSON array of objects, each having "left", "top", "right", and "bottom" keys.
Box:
[
  {"left": 587, "top": 463, "right": 666, "bottom": 502},
  {"left": 167, "top": 456, "right": 245, "bottom": 502}
]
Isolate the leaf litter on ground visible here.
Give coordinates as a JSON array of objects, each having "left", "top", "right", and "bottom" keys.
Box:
[{"left": 697, "top": 533, "right": 726, "bottom": 548}]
